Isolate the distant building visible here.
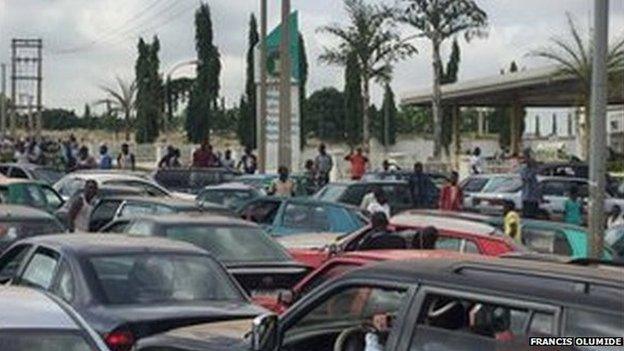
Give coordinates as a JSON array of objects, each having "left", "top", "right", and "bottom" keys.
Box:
[{"left": 607, "top": 105, "right": 624, "bottom": 154}]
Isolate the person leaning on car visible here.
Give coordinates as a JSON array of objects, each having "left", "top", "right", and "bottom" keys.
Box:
[{"left": 67, "top": 180, "right": 99, "bottom": 232}]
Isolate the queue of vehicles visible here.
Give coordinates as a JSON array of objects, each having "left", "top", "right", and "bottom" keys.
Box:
[{"left": 0, "top": 163, "right": 622, "bottom": 351}]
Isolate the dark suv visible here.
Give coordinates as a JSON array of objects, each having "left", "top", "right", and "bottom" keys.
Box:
[
  {"left": 314, "top": 180, "right": 417, "bottom": 214},
  {"left": 135, "top": 256, "right": 623, "bottom": 351}
]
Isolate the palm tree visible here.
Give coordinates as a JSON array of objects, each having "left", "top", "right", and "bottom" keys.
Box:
[
  {"left": 317, "top": 0, "right": 416, "bottom": 151},
  {"left": 396, "top": 0, "right": 488, "bottom": 158},
  {"left": 97, "top": 77, "right": 137, "bottom": 141},
  {"left": 531, "top": 13, "right": 624, "bottom": 159}
]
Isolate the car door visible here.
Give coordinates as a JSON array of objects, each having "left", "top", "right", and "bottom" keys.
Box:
[
  {"left": 0, "top": 244, "right": 34, "bottom": 283},
  {"left": 89, "top": 199, "right": 123, "bottom": 232},
  {"left": 278, "top": 281, "right": 414, "bottom": 351},
  {"left": 406, "top": 286, "right": 560, "bottom": 351},
  {"left": 40, "top": 184, "right": 65, "bottom": 211}
]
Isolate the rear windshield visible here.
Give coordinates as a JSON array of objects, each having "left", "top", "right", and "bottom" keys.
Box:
[
  {"left": 198, "top": 189, "right": 258, "bottom": 209},
  {"left": 88, "top": 254, "right": 243, "bottom": 305},
  {"left": 0, "top": 330, "right": 93, "bottom": 351},
  {"left": 0, "top": 219, "right": 65, "bottom": 239},
  {"left": 315, "top": 184, "right": 348, "bottom": 202},
  {"left": 164, "top": 225, "right": 291, "bottom": 263},
  {"left": 31, "top": 168, "right": 64, "bottom": 185}
]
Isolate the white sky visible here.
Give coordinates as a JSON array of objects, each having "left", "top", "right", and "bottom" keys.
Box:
[{"left": 0, "top": 0, "right": 622, "bottom": 113}]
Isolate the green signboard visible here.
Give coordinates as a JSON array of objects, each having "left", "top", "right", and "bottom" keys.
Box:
[{"left": 265, "top": 11, "right": 300, "bottom": 82}]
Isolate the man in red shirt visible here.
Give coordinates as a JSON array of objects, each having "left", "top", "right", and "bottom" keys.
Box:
[
  {"left": 438, "top": 171, "right": 463, "bottom": 211},
  {"left": 344, "top": 147, "right": 369, "bottom": 180},
  {"left": 192, "top": 141, "right": 218, "bottom": 168}
]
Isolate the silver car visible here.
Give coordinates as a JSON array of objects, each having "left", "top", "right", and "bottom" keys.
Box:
[{"left": 0, "top": 286, "right": 109, "bottom": 350}]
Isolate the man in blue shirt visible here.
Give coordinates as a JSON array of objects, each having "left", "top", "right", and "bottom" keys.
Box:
[
  {"left": 520, "top": 149, "right": 542, "bottom": 219},
  {"left": 408, "top": 162, "right": 436, "bottom": 209}
]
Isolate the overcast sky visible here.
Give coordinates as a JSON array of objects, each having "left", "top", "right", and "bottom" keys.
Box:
[{"left": 0, "top": 0, "right": 622, "bottom": 113}]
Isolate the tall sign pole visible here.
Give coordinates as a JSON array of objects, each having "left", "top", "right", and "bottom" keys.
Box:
[
  {"left": 0, "top": 63, "right": 6, "bottom": 136},
  {"left": 588, "top": 0, "right": 609, "bottom": 258},
  {"left": 278, "top": 0, "right": 292, "bottom": 169},
  {"left": 257, "top": 0, "right": 268, "bottom": 174}
]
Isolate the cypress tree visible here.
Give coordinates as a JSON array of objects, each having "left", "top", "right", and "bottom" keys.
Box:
[
  {"left": 186, "top": 3, "right": 221, "bottom": 143},
  {"left": 135, "top": 36, "right": 163, "bottom": 143},
  {"left": 344, "top": 52, "right": 363, "bottom": 147},
  {"left": 298, "top": 32, "right": 308, "bottom": 149},
  {"left": 238, "top": 14, "right": 259, "bottom": 148},
  {"left": 440, "top": 39, "right": 460, "bottom": 156},
  {"left": 380, "top": 84, "right": 397, "bottom": 146}
]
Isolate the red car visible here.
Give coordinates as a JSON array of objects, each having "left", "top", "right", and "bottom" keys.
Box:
[
  {"left": 257, "top": 249, "right": 477, "bottom": 313},
  {"left": 289, "top": 211, "right": 523, "bottom": 269}
]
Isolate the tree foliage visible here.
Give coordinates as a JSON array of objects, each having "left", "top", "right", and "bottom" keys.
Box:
[
  {"left": 377, "top": 84, "right": 397, "bottom": 146},
  {"left": 318, "top": 0, "right": 416, "bottom": 150},
  {"left": 238, "top": 13, "right": 260, "bottom": 149},
  {"left": 344, "top": 51, "right": 364, "bottom": 147},
  {"left": 135, "top": 36, "right": 164, "bottom": 143},
  {"left": 186, "top": 3, "right": 222, "bottom": 143},
  {"left": 299, "top": 32, "right": 309, "bottom": 150},
  {"left": 397, "top": 0, "right": 487, "bottom": 157},
  {"left": 303, "top": 87, "right": 345, "bottom": 141},
  {"left": 97, "top": 77, "right": 136, "bottom": 141},
  {"left": 530, "top": 12, "right": 624, "bottom": 159},
  {"left": 440, "top": 39, "right": 461, "bottom": 156}
]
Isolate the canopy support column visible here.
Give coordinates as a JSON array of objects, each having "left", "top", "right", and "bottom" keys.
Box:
[{"left": 452, "top": 105, "right": 460, "bottom": 170}]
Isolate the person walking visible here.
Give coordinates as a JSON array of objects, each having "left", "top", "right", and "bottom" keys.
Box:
[
  {"left": 408, "top": 162, "right": 436, "bottom": 209},
  {"left": 117, "top": 143, "right": 136, "bottom": 171},
  {"left": 470, "top": 147, "right": 483, "bottom": 174},
  {"left": 520, "top": 148, "right": 542, "bottom": 219},
  {"left": 344, "top": 147, "right": 369, "bottom": 180},
  {"left": 563, "top": 186, "right": 584, "bottom": 226},
  {"left": 268, "top": 166, "right": 296, "bottom": 197},
  {"left": 503, "top": 200, "right": 522, "bottom": 244},
  {"left": 237, "top": 146, "right": 257, "bottom": 174},
  {"left": 438, "top": 171, "right": 463, "bottom": 211},
  {"left": 314, "top": 143, "right": 333, "bottom": 186},
  {"left": 98, "top": 145, "right": 113, "bottom": 170},
  {"left": 67, "top": 180, "right": 99, "bottom": 232}
]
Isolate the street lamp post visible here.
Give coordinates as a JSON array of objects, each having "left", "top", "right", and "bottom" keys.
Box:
[{"left": 258, "top": 0, "right": 268, "bottom": 174}]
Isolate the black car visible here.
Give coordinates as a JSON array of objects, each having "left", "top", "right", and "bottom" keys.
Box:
[
  {"left": 152, "top": 168, "right": 240, "bottom": 195},
  {"left": 314, "top": 180, "right": 418, "bottom": 214},
  {"left": 114, "top": 214, "right": 309, "bottom": 295},
  {"left": 88, "top": 195, "right": 233, "bottom": 232},
  {"left": 0, "top": 234, "right": 266, "bottom": 351},
  {"left": 0, "top": 205, "right": 66, "bottom": 253},
  {"left": 362, "top": 170, "right": 449, "bottom": 187},
  {"left": 135, "top": 256, "right": 623, "bottom": 351},
  {"left": 0, "top": 163, "right": 65, "bottom": 185}
]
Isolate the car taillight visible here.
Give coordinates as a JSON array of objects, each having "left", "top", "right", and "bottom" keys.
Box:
[{"left": 105, "top": 330, "right": 134, "bottom": 351}]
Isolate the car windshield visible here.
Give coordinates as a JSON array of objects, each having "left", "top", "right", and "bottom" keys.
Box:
[
  {"left": 31, "top": 168, "right": 65, "bottom": 185},
  {"left": 0, "top": 219, "right": 65, "bottom": 239},
  {"left": 315, "top": 184, "right": 348, "bottom": 202},
  {"left": 88, "top": 254, "right": 243, "bottom": 305},
  {"left": 605, "top": 226, "right": 624, "bottom": 256},
  {"left": 0, "top": 330, "right": 93, "bottom": 351},
  {"left": 482, "top": 176, "right": 520, "bottom": 193},
  {"left": 198, "top": 190, "right": 258, "bottom": 209},
  {"left": 491, "top": 177, "right": 523, "bottom": 193},
  {"left": 164, "top": 225, "right": 291, "bottom": 263}
]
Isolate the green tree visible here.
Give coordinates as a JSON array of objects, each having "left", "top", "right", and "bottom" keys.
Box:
[
  {"left": 531, "top": 13, "right": 624, "bottom": 159},
  {"left": 135, "top": 36, "right": 164, "bottom": 143},
  {"left": 304, "top": 87, "right": 345, "bottom": 141},
  {"left": 299, "top": 32, "right": 309, "bottom": 149},
  {"left": 344, "top": 51, "right": 363, "bottom": 147},
  {"left": 318, "top": 0, "right": 416, "bottom": 151},
  {"left": 398, "top": 0, "right": 488, "bottom": 158},
  {"left": 186, "top": 3, "right": 222, "bottom": 143},
  {"left": 397, "top": 105, "right": 430, "bottom": 134},
  {"left": 97, "top": 77, "right": 136, "bottom": 141},
  {"left": 379, "top": 84, "right": 397, "bottom": 146},
  {"left": 238, "top": 13, "right": 259, "bottom": 148},
  {"left": 440, "top": 39, "right": 461, "bottom": 156}
]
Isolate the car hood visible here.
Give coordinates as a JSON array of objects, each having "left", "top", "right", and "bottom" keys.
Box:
[{"left": 135, "top": 319, "right": 253, "bottom": 351}]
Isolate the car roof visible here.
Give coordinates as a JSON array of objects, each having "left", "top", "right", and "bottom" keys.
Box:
[
  {"left": 0, "top": 177, "right": 40, "bottom": 185},
  {"left": 0, "top": 287, "right": 79, "bottom": 329},
  {"left": 130, "top": 213, "right": 257, "bottom": 227},
  {"left": 102, "top": 195, "right": 198, "bottom": 208},
  {"left": 463, "top": 173, "right": 517, "bottom": 179},
  {"left": 254, "top": 196, "right": 364, "bottom": 210},
  {"left": 328, "top": 180, "right": 408, "bottom": 186},
  {"left": 341, "top": 249, "right": 472, "bottom": 262},
  {"left": 202, "top": 182, "right": 256, "bottom": 190},
  {"left": 391, "top": 211, "right": 498, "bottom": 236},
  {"left": 538, "top": 176, "right": 588, "bottom": 182},
  {"left": 0, "top": 204, "right": 56, "bottom": 220},
  {"left": 20, "top": 233, "right": 207, "bottom": 256},
  {"left": 347, "top": 256, "right": 623, "bottom": 310},
  {"left": 65, "top": 172, "right": 147, "bottom": 182}
]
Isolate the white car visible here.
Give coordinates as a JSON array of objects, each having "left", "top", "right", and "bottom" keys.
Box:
[
  {"left": 470, "top": 176, "right": 624, "bottom": 221},
  {"left": 460, "top": 173, "right": 519, "bottom": 209},
  {"left": 0, "top": 287, "right": 110, "bottom": 350},
  {"left": 54, "top": 170, "right": 194, "bottom": 201}
]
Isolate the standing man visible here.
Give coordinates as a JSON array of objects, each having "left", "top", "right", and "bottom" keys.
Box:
[
  {"left": 192, "top": 141, "right": 218, "bottom": 168},
  {"left": 520, "top": 148, "right": 541, "bottom": 219},
  {"left": 344, "top": 147, "right": 369, "bottom": 180},
  {"left": 470, "top": 147, "right": 483, "bottom": 175},
  {"left": 408, "top": 162, "right": 436, "bottom": 209},
  {"left": 117, "top": 143, "right": 136, "bottom": 171},
  {"left": 67, "top": 180, "right": 99, "bottom": 232},
  {"left": 314, "top": 143, "right": 333, "bottom": 186},
  {"left": 98, "top": 145, "right": 113, "bottom": 170},
  {"left": 222, "top": 149, "right": 236, "bottom": 171},
  {"left": 438, "top": 171, "right": 463, "bottom": 211},
  {"left": 237, "top": 146, "right": 258, "bottom": 174},
  {"left": 268, "top": 166, "right": 296, "bottom": 197}
]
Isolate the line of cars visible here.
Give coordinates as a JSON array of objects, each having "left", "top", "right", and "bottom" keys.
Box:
[{"left": 0, "top": 164, "right": 622, "bottom": 350}]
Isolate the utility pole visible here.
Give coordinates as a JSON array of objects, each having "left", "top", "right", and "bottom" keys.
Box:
[
  {"left": 258, "top": 0, "right": 268, "bottom": 173},
  {"left": 278, "top": 0, "right": 292, "bottom": 169},
  {"left": 36, "top": 42, "right": 42, "bottom": 139},
  {"left": 1, "top": 63, "right": 6, "bottom": 136},
  {"left": 588, "top": 0, "right": 609, "bottom": 259}
]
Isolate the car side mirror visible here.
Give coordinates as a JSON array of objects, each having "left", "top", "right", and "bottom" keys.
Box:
[
  {"left": 251, "top": 313, "right": 278, "bottom": 351},
  {"left": 277, "top": 290, "right": 294, "bottom": 306}
]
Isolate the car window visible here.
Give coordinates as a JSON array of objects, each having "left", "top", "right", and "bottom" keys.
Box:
[
  {"left": 541, "top": 181, "right": 568, "bottom": 197},
  {"left": 125, "top": 221, "right": 153, "bottom": 236},
  {"left": 523, "top": 228, "right": 572, "bottom": 256},
  {"left": 20, "top": 249, "right": 59, "bottom": 289},
  {"left": 41, "top": 186, "right": 64, "bottom": 209},
  {"left": 51, "top": 260, "right": 74, "bottom": 303},
  {"left": 9, "top": 167, "right": 28, "bottom": 179},
  {"left": 90, "top": 200, "right": 122, "bottom": 227},
  {"left": 285, "top": 286, "right": 408, "bottom": 344},
  {"left": 241, "top": 200, "right": 281, "bottom": 225},
  {"left": 435, "top": 236, "right": 462, "bottom": 252},
  {"left": 11, "top": 184, "right": 46, "bottom": 208},
  {"left": 565, "top": 309, "right": 623, "bottom": 345},
  {"left": 341, "top": 185, "right": 368, "bottom": 206},
  {"left": 282, "top": 203, "right": 330, "bottom": 231},
  {"left": 462, "top": 178, "right": 489, "bottom": 192},
  {"left": 383, "top": 184, "right": 412, "bottom": 207},
  {"left": 198, "top": 190, "right": 257, "bottom": 209},
  {"left": 0, "top": 244, "right": 32, "bottom": 281},
  {"left": 0, "top": 330, "right": 93, "bottom": 351},
  {"left": 410, "top": 293, "right": 555, "bottom": 350},
  {"left": 119, "top": 202, "right": 155, "bottom": 217},
  {"left": 315, "top": 184, "right": 348, "bottom": 202},
  {"left": 56, "top": 178, "right": 85, "bottom": 198},
  {"left": 102, "top": 221, "right": 130, "bottom": 233},
  {"left": 106, "top": 180, "right": 168, "bottom": 197},
  {"left": 298, "top": 263, "right": 361, "bottom": 297},
  {"left": 0, "top": 165, "right": 9, "bottom": 176},
  {"left": 154, "top": 204, "right": 176, "bottom": 214},
  {"left": 464, "top": 240, "right": 480, "bottom": 253}
]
